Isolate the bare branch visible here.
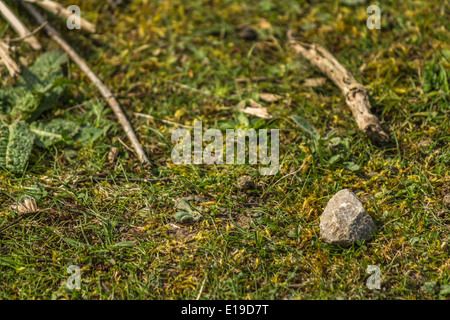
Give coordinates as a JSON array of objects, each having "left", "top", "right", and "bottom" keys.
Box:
[
  {"left": 6, "top": 20, "right": 47, "bottom": 42},
  {"left": 0, "top": 40, "right": 20, "bottom": 77},
  {"left": 134, "top": 112, "right": 193, "bottom": 128},
  {"left": 0, "top": 0, "right": 41, "bottom": 49},
  {"left": 287, "top": 31, "right": 389, "bottom": 144},
  {"left": 23, "top": 0, "right": 96, "bottom": 33}
]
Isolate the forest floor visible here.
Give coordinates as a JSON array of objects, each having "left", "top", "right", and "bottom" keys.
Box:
[{"left": 0, "top": 0, "right": 449, "bottom": 299}]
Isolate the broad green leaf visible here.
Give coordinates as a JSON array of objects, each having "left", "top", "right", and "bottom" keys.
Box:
[
  {"left": 328, "top": 154, "right": 341, "bottom": 164},
  {"left": 291, "top": 115, "right": 317, "bottom": 136},
  {"left": 6, "top": 121, "right": 35, "bottom": 173},
  {"left": 0, "top": 51, "right": 68, "bottom": 122},
  {"left": 31, "top": 118, "right": 80, "bottom": 148},
  {"left": 111, "top": 241, "right": 135, "bottom": 248},
  {"left": 343, "top": 161, "right": 360, "bottom": 171}
]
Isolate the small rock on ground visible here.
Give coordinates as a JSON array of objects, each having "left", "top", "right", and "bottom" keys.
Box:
[
  {"left": 237, "top": 175, "right": 255, "bottom": 191},
  {"left": 320, "top": 189, "right": 376, "bottom": 247}
]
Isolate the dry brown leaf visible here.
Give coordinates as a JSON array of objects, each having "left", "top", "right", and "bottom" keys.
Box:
[
  {"left": 108, "top": 147, "right": 119, "bottom": 165},
  {"left": 303, "top": 77, "right": 327, "bottom": 87},
  {"left": 248, "top": 98, "right": 263, "bottom": 108},
  {"left": 15, "top": 198, "right": 38, "bottom": 214},
  {"left": 259, "top": 93, "right": 282, "bottom": 103},
  {"left": 242, "top": 107, "right": 272, "bottom": 119},
  {"left": 238, "top": 99, "right": 272, "bottom": 119}
]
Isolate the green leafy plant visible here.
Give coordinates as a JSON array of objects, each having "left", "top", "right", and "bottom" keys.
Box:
[
  {"left": 0, "top": 51, "right": 70, "bottom": 172},
  {"left": 423, "top": 60, "right": 449, "bottom": 94},
  {"left": 292, "top": 114, "right": 359, "bottom": 171},
  {"left": 0, "top": 51, "right": 68, "bottom": 122}
]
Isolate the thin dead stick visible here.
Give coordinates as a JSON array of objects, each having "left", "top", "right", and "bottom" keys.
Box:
[
  {"left": 23, "top": 0, "right": 96, "bottom": 33},
  {"left": 134, "top": 112, "right": 193, "bottom": 128},
  {"left": 0, "top": 208, "right": 50, "bottom": 234},
  {"left": 163, "top": 79, "right": 215, "bottom": 97},
  {"left": 117, "top": 137, "right": 135, "bottom": 154},
  {"left": 89, "top": 176, "right": 174, "bottom": 183},
  {"left": 0, "top": 40, "right": 20, "bottom": 77},
  {"left": 0, "top": 215, "right": 26, "bottom": 233},
  {"left": 6, "top": 20, "right": 47, "bottom": 42},
  {"left": 20, "top": 1, "right": 150, "bottom": 165},
  {"left": 0, "top": 0, "right": 41, "bottom": 50},
  {"left": 287, "top": 32, "right": 389, "bottom": 144}
]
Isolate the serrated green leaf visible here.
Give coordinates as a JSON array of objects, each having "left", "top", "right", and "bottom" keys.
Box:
[
  {"left": 30, "top": 118, "right": 80, "bottom": 148},
  {"left": 237, "top": 113, "right": 249, "bottom": 127},
  {"left": 0, "top": 122, "right": 9, "bottom": 168},
  {"left": 292, "top": 115, "right": 317, "bottom": 136},
  {"left": 77, "top": 125, "right": 107, "bottom": 145},
  {"left": 174, "top": 211, "right": 194, "bottom": 222},
  {"left": 439, "top": 284, "right": 450, "bottom": 298},
  {"left": 343, "top": 161, "right": 360, "bottom": 171},
  {"left": 111, "top": 241, "right": 135, "bottom": 248},
  {"left": 0, "top": 51, "right": 68, "bottom": 122},
  {"left": 328, "top": 154, "right": 341, "bottom": 164},
  {"left": 6, "top": 121, "right": 35, "bottom": 173}
]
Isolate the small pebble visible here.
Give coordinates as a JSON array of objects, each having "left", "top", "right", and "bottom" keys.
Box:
[{"left": 237, "top": 175, "right": 254, "bottom": 191}]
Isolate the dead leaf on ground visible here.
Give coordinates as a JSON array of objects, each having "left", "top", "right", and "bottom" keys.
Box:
[
  {"left": 259, "top": 93, "right": 282, "bottom": 103},
  {"left": 108, "top": 147, "right": 119, "bottom": 165},
  {"left": 13, "top": 198, "right": 38, "bottom": 214},
  {"left": 303, "top": 77, "right": 327, "bottom": 87},
  {"left": 239, "top": 99, "right": 273, "bottom": 119},
  {"left": 241, "top": 107, "right": 272, "bottom": 119}
]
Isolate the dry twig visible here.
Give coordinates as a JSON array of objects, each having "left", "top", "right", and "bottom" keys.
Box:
[
  {"left": 23, "top": 0, "right": 96, "bottom": 33},
  {"left": 0, "top": 39, "right": 20, "bottom": 76},
  {"left": 134, "top": 112, "right": 193, "bottom": 128},
  {"left": 0, "top": 0, "right": 41, "bottom": 49},
  {"left": 6, "top": 20, "right": 47, "bottom": 42},
  {"left": 287, "top": 32, "right": 389, "bottom": 144}
]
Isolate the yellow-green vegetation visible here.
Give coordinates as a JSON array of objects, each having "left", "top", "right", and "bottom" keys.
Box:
[{"left": 0, "top": 0, "right": 449, "bottom": 299}]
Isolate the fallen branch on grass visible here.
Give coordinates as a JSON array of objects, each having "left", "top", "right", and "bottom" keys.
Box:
[
  {"left": 6, "top": 20, "right": 47, "bottom": 42},
  {"left": 20, "top": 0, "right": 151, "bottom": 165},
  {"left": 287, "top": 31, "right": 389, "bottom": 144},
  {"left": 23, "top": 0, "right": 96, "bottom": 33},
  {"left": 134, "top": 112, "right": 193, "bottom": 128},
  {"left": 89, "top": 176, "right": 174, "bottom": 183},
  {"left": 0, "top": 0, "right": 41, "bottom": 49}
]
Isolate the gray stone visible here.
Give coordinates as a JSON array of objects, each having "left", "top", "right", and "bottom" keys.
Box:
[{"left": 320, "top": 189, "right": 376, "bottom": 247}]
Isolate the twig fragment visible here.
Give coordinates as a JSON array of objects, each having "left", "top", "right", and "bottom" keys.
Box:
[
  {"left": 287, "top": 32, "right": 389, "bottom": 144},
  {"left": 6, "top": 20, "right": 47, "bottom": 42},
  {"left": 89, "top": 176, "right": 174, "bottom": 183},
  {"left": 0, "top": 40, "right": 20, "bottom": 77},
  {"left": 0, "top": 0, "right": 41, "bottom": 49},
  {"left": 23, "top": 0, "right": 96, "bottom": 33},
  {"left": 134, "top": 112, "right": 193, "bottom": 128}
]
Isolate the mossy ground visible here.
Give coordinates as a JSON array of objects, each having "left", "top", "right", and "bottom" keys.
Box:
[{"left": 0, "top": 0, "right": 449, "bottom": 299}]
